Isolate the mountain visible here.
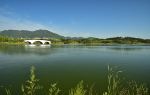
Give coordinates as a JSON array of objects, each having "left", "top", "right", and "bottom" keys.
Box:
[
  {"left": 0, "top": 29, "right": 64, "bottom": 38},
  {"left": 0, "top": 30, "right": 150, "bottom": 44},
  {"left": 106, "top": 37, "right": 150, "bottom": 44}
]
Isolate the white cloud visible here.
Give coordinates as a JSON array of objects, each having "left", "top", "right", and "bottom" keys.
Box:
[
  {"left": 0, "top": 7, "right": 99, "bottom": 37},
  {"left": 0, "top": 15, "right": 50, "bottom": 31},
  {"left": 0, "top": 6, "right": 149, "bottom": 38},
  {"left": 0, "top": 14, "right": 96, "bottom": 37},
  {"left": 0, "top": 13, "right": 115, "bottom": 38},
  {"left": 0, "top": 7, "right": 59, "bottom": 32}
]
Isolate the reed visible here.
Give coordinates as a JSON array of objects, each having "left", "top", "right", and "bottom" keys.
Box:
[
  {"left": 103, "top": 65, "right": 122, "bottom": 95},
  {"left": 69, "top": 80, "right": 86, "bottom": 95},
  {"left": 48, "top": 83, "right": 60, "bottom": 95},
  {"left": 5, "top": 88, "right": 11, "bottom": 95},
  {"left": 2, "top": 65, "right": 149, "bottom": 95},
  {"left": 21, "top": 66, "right": 41, "bottom": 95},
  {"left": 103, "top": 65, "right": 149, "bottom": 95}
]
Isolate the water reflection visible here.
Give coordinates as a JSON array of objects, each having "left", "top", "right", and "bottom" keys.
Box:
[
  {"left": 105, "top": 45, "right": 150, "bottom": 52},
  {"left": 25, "top": 44, "right": 51, "bottom": 48},
  {"left": 0, "top": 45, "right": 55, "bottom": 55},
  {"left": 0, "top": 44, "right": 150, "bottom": 95},
  {"left": 0, "top": 45, "right": 150, "bottom": 55},
  {"left": 106, "top": 46, "right": 142, "bottom": 51}
]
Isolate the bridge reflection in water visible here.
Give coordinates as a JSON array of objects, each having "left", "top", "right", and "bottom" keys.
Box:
[{"left": 25, "top": 44, "right": 51, "bottom": 48}]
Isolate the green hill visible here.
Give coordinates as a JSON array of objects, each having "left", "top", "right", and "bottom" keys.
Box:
[
  {"left": 0, "top": 29, "right": 64, "bottom": 39},
  {"left": 0, "top": 30, "right": 150, "bottom": 44}
]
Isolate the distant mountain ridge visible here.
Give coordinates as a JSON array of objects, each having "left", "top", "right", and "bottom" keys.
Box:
[
  {"left": 0, "top": 29, "right": 150, "bottom": 41},
  {"left": 0, "top": 30, "right": 64, "bottom": 38},
  {"left": 0, "top": 29, "right": 150, "bottom": 44}
]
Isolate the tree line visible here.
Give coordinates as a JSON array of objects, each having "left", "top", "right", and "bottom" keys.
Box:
[
  {"left": 1, "top": 35, "right": 150, "bottom": 45},
  {"left": 0, "top": 35, "right": 24, "bottom": 43}
]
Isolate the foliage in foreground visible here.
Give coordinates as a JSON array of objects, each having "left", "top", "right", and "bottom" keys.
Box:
[
  {"left": 21, "top": 66, "right": 41, "bottom": 95},
  {"left": 69, "top": 80, "right": 86, "bottom": 95},
  {"left": 2, "top": 66, "right": 149, "bottom": 95},
  {"left": 102, "top": 66, "right": 149, "bottom": 95}
]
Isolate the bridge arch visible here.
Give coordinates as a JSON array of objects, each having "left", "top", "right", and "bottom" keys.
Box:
[
  {"left": 25, "top": 41, "right": 32, "bottom": 44},
  {"left": 33, "top": 41, "right": 43, "bottom": 45},
  {"left": 24, "top": 40, "right": 51, "bottom": 45},
  {"left": 44, "top": 42, "right": 50, "bottom": 44}
]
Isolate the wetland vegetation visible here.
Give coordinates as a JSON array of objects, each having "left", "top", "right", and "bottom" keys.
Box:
[{"left": 1, "top": 66, "right": 149, "bottom": 95}]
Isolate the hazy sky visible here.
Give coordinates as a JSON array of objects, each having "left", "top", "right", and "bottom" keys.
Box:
[{"left": 0, "top": 0, "right": 150, "bottom": 38}]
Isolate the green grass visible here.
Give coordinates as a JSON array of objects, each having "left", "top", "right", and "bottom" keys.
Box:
[
  {"left": 21, "top": 66, "right": 41, "bottom": 95},
  {"left": 103, "top": 65, "right": 122, "bottom": 95},
  {"left": 48, "top": 83, "right": 60, "bottom": 95},
  {"left": 69, "top": 80, "right": 86, "bottom": 95},
  {"left": 2, "top": 65, "right": 149, "bottom": 95}
]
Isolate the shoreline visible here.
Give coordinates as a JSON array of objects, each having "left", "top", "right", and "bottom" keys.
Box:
[{"left": 0, "top": 42, "right": 150, "bottom": 46}]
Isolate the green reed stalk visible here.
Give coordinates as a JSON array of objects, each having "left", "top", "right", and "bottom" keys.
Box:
[
  {"left": 21, "top": 66, "right": 41, "bottom": 95},
  {"left": 69, "top": 80, "right": 86, "bottom": 95},
  {"left": 5, "top": 88, "right": 11, "bottom": 95},
  {"left": 48, "top": 83, "right": 60, "bottom": 95},
  {"left": 103, "top": 65, "right": 122, "bottom": 95}
]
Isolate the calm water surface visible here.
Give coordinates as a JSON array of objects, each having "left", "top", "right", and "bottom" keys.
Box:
[{"left": 0, "top": 45, "right": 150, "bottom": 94}]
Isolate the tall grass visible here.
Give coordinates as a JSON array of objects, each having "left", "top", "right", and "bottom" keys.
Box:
[
  {"left": 103, "top": 65, "right": 149, "bottom": 95},
  {"left": 21, "top": 66, "right": 41, "bottom": 95},
  {"left": 5, "top": 88, "right": 11, "bottom": 95},
  {"left": 48, "top": 83, "right": 60, "bottom": 95},
  {"left": 126, "top": 81, "right": 149, "bottom": 95},
  {"left": 2, "top": 65, "right": 149, "bottom": 95},
  {"left": 103, "top": 65, "right": 122, "bottom": 95},
  {"left": 69, "top": 80, "right": 86, "bottom": 95}
]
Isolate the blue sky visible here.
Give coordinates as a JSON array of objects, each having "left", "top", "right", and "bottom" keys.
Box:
[{"left": 0, "top": 0, "right": 150, "bottom": 38}]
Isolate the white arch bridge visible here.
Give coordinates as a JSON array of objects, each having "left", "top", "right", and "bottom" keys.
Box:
[{"left": 24, "top": 40, "right": 51, "bottom": 45}]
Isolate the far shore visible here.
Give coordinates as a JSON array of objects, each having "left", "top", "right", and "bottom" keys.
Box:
[
  {"left": 1, "top": 35, "right": 150, "bottom": 46},
  {"left": 0, "top": 42, "right": 150, "bottom": 46}
]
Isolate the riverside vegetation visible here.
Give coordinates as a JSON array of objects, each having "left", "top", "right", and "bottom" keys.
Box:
[
  {"left": 0, "top": 35, "right": 24, "bottom": 44},
  {"left": 1, "top": 66, "right": 149, "bottom": 95},
  {"left": 1, "top": 35, "right": 150, "bottom": 45},
  {"left": 0, "top": 30, "right": 150, "bottom": 45}
]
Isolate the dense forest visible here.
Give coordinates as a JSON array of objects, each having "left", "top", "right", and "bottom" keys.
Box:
[{"left": 0, "top": 30, "right": 150, "bottom": 45}]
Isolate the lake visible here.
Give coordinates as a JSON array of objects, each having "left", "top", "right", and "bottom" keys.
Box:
[{"left": 0, "top": 45, "right": 150, "bottom": 94}]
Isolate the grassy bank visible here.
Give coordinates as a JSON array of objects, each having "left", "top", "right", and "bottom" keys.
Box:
[
  {"left": 0, "top": 42, "right": 24, "bottom": 45},
  {"left": 0, "top": 35, "right": 24, "bottom": 45},
  {"left": 1, "top": 66, "right": 149, "bottom": 95},
  {"left": 1, "top": 35, "right": 150, "bottom": 45}
]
